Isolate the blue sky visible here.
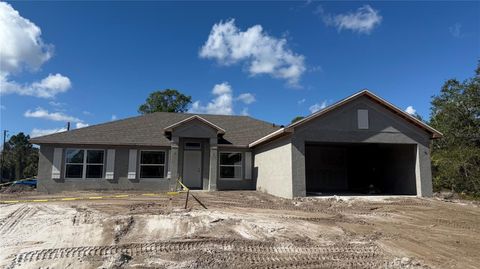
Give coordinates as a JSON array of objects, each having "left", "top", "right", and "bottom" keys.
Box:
[{"left": 0, "top": 1, "right": 479, "bottom": 138}]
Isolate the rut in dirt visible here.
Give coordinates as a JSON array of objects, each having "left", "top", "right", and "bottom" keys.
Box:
[{"left": 9, "top": 238, "right": 385, "bottom": 268}]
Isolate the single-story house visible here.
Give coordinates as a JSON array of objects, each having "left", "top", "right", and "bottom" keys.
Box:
[{"left": 30, "top": 90, "right": 442, "bottom": 198}]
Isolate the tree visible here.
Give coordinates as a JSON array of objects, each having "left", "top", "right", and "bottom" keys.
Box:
[
  {"left": 138, "top": 89, "right": 192, "bottom": 114},
  {"left": 291, "top": 116, "right": 304, "bottom": 124},
  {"left": 429, "top": 63, "right": 480, "bottom": 196},
  {"left": 1, "top": 132, "right": 38, "bottom": 181}
]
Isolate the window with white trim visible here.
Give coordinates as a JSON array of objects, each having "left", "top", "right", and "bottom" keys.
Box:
[
  {"left": 139, "top": 151, "right": 166, "bottom": 178},
  {"left": 219, "top": 152, "right": 242, "bottom": 179},
  {"left": 65, "top": 149, "right": 104, "bottom": 179}
]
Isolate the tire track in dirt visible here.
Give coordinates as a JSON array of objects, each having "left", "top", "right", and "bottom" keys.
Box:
[
  {"left": 0, "top": 205, "right": 36, "bottom": 236},
  {"left": 9, "top": 239, "right": 383, "bottom": 268}
]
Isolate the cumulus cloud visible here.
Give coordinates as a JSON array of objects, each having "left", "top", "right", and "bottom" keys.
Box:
[
  {"left": 405, "top": 105, "right": 416, "bottom": 115},
  {"left": 31, "top": 122, "right": 89, "bottom": 138},
  {"left": 24, "top": 107, "right": 82, "bottom": 122},
  {"left": 236, "top": 93, "right": 256, "bottom": 104},
  {"left": 75, "top": 122, "right": 89, "bottom": 128},
  {"left": 189, "top": 82, "right": 256, "bottom": 115},
  {"left": 318, "top": 5, "right": 382, "bottom": 34},
  {"left": 0, "top": 2, "right": 52, "bottom": 73},
  {"left": 199, "top": 19, "right": 306, "bottom": 86},
  {"left": 30, "top": 127, "right": 67, "bottom": 138},
  {"left": 111, "top": 114, "right": 117, "bottom": 121},
  {"left": 309, "top": 100, "right": 328, "bottom": 113},
  {"left": 0, "top": 2, "right": 71, "bottom": 98},
  {"left": 190, "top": 82, "right": 234, "bottom": 115},
  {"left": 1, "top": 73, "right": 71, "bottom": 98}
]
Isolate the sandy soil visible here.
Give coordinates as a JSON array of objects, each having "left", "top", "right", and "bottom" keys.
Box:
[{"left": 0, "top": 190, "right": 479, "bottom": 269}]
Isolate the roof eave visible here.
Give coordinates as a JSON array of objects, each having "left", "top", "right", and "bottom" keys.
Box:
[{"left": 248, "top": 128, "right": 293, "bottom": 148}]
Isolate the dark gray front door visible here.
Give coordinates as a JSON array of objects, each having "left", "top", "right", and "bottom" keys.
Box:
[{"left": 183, "top": 150, "right": 202, "bottom": 188}]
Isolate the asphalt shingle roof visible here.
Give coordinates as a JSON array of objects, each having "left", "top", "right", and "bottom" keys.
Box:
[{"left": 29, "top": 112, "right": 281, "bottom": 147}]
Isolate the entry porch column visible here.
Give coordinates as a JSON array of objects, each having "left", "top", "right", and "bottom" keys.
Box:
[
  {"left": 208, "top": 137, "right": 218, "bottom": 190},
  {"left": 169, "top": 136, "right": 180, "bottom": 191}
]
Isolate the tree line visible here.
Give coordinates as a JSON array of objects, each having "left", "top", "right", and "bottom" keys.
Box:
[
  {"left": 1, "top": 65, "right": 478, "bottom": 196},
  {"left": 0, "top": 133, "right": 38, "bottom": 182}
]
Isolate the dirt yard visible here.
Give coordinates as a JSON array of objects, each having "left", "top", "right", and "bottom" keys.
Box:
[{"left": 0, "top": 190, "right": 479, "bottom": 269}]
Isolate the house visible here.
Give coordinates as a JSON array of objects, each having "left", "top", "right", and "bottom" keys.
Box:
[{"left": 30, "top": 90, "right": 442, "bottom": 198}]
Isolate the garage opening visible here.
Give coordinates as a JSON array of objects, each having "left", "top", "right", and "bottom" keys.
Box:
[{"left": 305, "top": 143, "right": 417, "bottom": 196}]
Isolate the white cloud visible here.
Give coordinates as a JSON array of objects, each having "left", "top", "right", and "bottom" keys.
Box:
[
  {"left": 405, "top": 105, "right": 416, "bottom": 115},
  {"left": 190, "top": 82, "right": 234, "bottom": 115},
  {"left": 111, "top": 114, "right": 117, "bottom": 121},
  {"left": 199, "top": 19, "right": 306, "bottom": 86},
  {"left": 319, "top": 5, "right": 382, "bottom": 34},
  {"left": 49, "top": 101, "right": 65, "bottom": 107},
  {"left": 0, "top": 2, "right": 52, "bottom": 74},
  {"left": 75, "top": 122, "right": 89, "bottom": 128},
  {"left": 309, "top": 100, "right": 328, "bottom": 113},
  {"left": 236, "top": 93, "right": 256, "bottom": 104},
  {"left": 1, "top": 73, "right": 71, "bottom": 98},
  {"left": 298, "top": 98, "right": 306, "bottom": 105},
  {"left": 240, "top": 107, "right": 249, "bottom": 116},
  {"left": 82, "top": 110, "right": 93, "bottom": 116},
  {"left": 24, "top": 107, "right": 82, "bottom": 122},
  {"left": 0, "top": 2, "right": 71, "bottom": 98},
  {"left": 30, "top": 127, "right": 67, "bottom": 138},
  {"left": 449, "top": 23, "right": 462, "bottom": 38},
  {"left": 30, "top": 121, "right": 88, "bottom": 138}
]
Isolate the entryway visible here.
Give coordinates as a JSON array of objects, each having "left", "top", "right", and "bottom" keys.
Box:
[{"left": 182, "top": 143, "right": 203, "bottom": 189}]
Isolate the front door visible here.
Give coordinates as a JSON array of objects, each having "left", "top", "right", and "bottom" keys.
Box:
[{"left": 183, "top": 150, "right": 202, "bottom": 189}]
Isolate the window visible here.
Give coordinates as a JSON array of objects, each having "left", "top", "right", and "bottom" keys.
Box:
[
  {"left": 65, "top": 149, "right": 84, "bottom": 178},
  {"left": 219, "top": 152, "right": 242, "bottom": 179},
  {"left": 65, "top": 149, "right": 104, "bottom": 179},
  {"left": 140, "top": 151, "right": 165, "bottom": 178},
  {"left": 185, "top": 142, "right": 201, "bottom": 150}
]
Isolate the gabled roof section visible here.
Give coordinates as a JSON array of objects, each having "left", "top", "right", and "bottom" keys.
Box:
[
  {"left": 29, "top": 112, "right": 280, "bottom": 147},
  {"left": 249, "top": 90, "right": 443, "bottom": 148},
  {"left": 164, "top": 115, "right": 226, "bottom": 134},
  {"left": 289, "top": 90, "right": 442, "bottom": 138}
]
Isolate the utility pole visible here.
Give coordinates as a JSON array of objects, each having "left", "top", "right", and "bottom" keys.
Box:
[{"left": 0, "top": 130, "right": 8, "bottom": 183}]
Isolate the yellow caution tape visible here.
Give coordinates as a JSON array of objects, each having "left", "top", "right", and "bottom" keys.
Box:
[{"left": 61, "top": 197, "right": 78, "bottom": 201}]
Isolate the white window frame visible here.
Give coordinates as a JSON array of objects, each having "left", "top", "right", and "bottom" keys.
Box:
[
  {"left": 139, "top": 150, "right": 166, "bottom": 179},
  {"left": 64, "top": 149, "right": 105, "bottom": 179},
  {"left": 219, "top": 151, "right": 243, "bottom": 180}
]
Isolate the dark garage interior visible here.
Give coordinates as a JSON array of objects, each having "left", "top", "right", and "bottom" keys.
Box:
[{"left": 305, "top": 142, "right": 417, "bottom": 196}]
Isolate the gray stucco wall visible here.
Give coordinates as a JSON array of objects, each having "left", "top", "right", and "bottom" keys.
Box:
[
  {"left": 290, "top": 95, "right": 433, "bottom": 197},
  {"left": 37, "top": 142, "right": 255, "bottom": 193},
  {"left": 254, "top": 135, "right": 293, "bottom": 198},
  {"left": 37, "top": 144, "right": 172, "bottom": 193}
]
